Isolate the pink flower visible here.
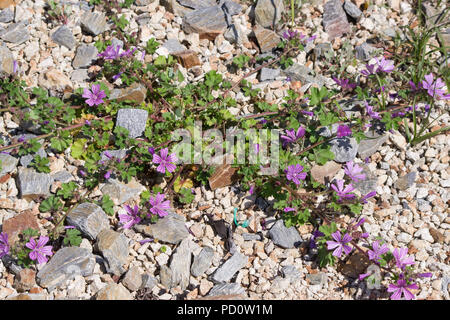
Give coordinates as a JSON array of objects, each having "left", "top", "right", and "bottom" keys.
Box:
[
  {"left": 331, "top": 179, "right": 355, "bottom": 201},
  {"left": 326, "top": 231, "right": 353, "bottom": 258},
  {"left": 25, "top": 236, "right": 53, "bottom": 265},
  {"left": 285, "top": 164, "right": 307, "bottom": 185},
  {"left": 393, "top": 247, "right": 415, "bottom": 270},
  {"left": 119, "top": 205, "right": 141, "bottom": 229},
  {"left": 281, "top": 127, "right": 306, "bottom": 146},
  {"left": 82, "top": 84, "right": 107, "bottom": 107},
  {"left": 420, "top": 73, "right": 450, "bottom": 100},
  {"left": 387, "top": 279, "right": 418, "bottom": 300},
  {"left": 336, "top": 125, "right": 352, "bottom": 138},
  {"left": 368, "top": 240, "right": 389, "bottom": 262},
  {"left": 361, "top": 63, "right": 377, "bottom": 76},
  {"left": 344, "top": 161, "right": 366, "bottom": 182},
  {"left": 0, "top": 232, "right": 9, "bottom": 258},
  {"left": 375, "top": 56, "right": 395, "bottom": 73},
  {"left": 153, "top": 148, "right": 178, "bottom": 174},
  {"left": 98, "top": 45, "right": 121, "bottom": 60},
  {"left": 365, "top": 101, "right": 381, "bottom": 120},
  {"left": 148, "top": 193, "right": 171, "bottom": 217},
  {"left": 360, "top": 191, "right": 376, "bottom": 203}
]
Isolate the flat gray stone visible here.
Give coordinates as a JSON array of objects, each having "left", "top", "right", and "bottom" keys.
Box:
[
  {"left": 162, "top": 38, "right": 186, "bottom": 54},
  {"left": 109, "top": 83, "right": 147, "bottom": 104},
  {"left": 253, "top": 24, "right": 281, "bottom": 53},
  {"left": 343, "top": 0, "right": 362, "bottom": 20},
  {"left": 254, "top": 0, "right": 284, "bottom": 28},
  {"left": 122, "top": 266, "right": 142, "bottom": 292},
  {"left": 322, "top": 0, "right": 351, "bottom": 39},
  {"left": 306, "top": 272, "right": 328, "bottom": 286},
  {"left": 80, "top": 11, "right": 108, "bottom": 36},
  {"left": 268, "top": 220, "right": 302, "bottom": 249},
  {"left": 72, "top": 44, "right": 98, "bottom": 69},
  {"left": 177, "top": 0, "right": 216, "bottom": 10},
  {"left": 182, "top": 6, "right": 228, "bottom": 35},
  {"left": 135, "top": 212, "right": 189, "bottom": 245},
  {"left": 222, "top": 0, "right": 242, "bottom": 16},
  {"left": 357, "top": 130, "right": 387, "bottom": 159},
  {"left": 36, "top": 247, "right": 95, "bottom": 290},
  {"left": 0, "top": 153, "right": 18, "bottom": 176},
  {"left": 207, "top": 283, "right": 245, "bottom": 296},
  {"left": 170, "top": 238, "right": 193, "bottom": 290},
  {"left": 159, "top": 265, "right": 173, "bottom": 288},
  {"left": 191, "top": 246, "right": 214, "bottom": 277},
  {"left": 19, "top": 148, "right": 47, "bottom": 168},
  {"left": 0, "top": 23, "right": 30, "bottom": 44},
  {"left": 0, "top": 8, "right": 14, "bottom": 23},
  {"left": 0, "top": 45, "right": 14, "bottom": 75},
  {"left": 116, "top": 108, "right": 148, "bottom": 138},
  {"left": 51, "top": 25, "right": 76, "bottom": 50},
  {"left": 66, "top": 202, "right": 110, "bottom": 240},
  {"left": 71, "top": 69, "right": 89, "bottom": 83},
  {"left": 51, "top": 170, "right": 74, "bottom": 183},
  {"left": 17, "top": 168, "right": 53, "bottom": 198},
  {"left": 100, "top": 149, "right": 128, "bottom": 162},
  {"left": 242, "top": 233, "right": 263, "bottom": 241},
  {"left": 211, "top": 252, "right": 248, "bottom": 283},
  {"left": 95, "top": 229, "right": 129, "bottom": 276},
  {"left": 281, "top": 265, "right": 301, "bottom": 283},
  {"left": 395, "top": 172, "right": 417, "bottom": 190},
  {"left": 329, "top": 137, "right": 359, "bottom": 163},
  {"left": 160, "top": 0, "right": 195, "bottom": 16},
  {"left": 353, "top": 164, "right": 377, "bottom": 195},
  {"left": 259, "top": 67, "right": 280, "bottom": 81},
  {"left": 141, "top": 274, "right": 158, "bottom": 290},
  {"left": 355, "top": 42, "right": 376, "bottom": 61},
  {"left": 282, "top": 63, "right": 314, "bottom": 83},
  {"left": 314, "top": 43, "right": 333, "bottom": 59},
  {"left": 100, "top": 178, "right": 144, "bottom": 205}
]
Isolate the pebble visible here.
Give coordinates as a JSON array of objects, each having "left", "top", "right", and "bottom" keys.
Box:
[
  {"left": 134, "top": 212, "right": 189, "bottom": 245},
  {"left": 115, "top": 108, "right": 148, "bottom": 139},
  {"left": 191, "top": 246, "right": 214, "bottom": 277},
  {"left": 254, "top": 0, "right": 284, "bottom": 28},
  {"left": 51, "top": 25, "right": 76, "bottom": 50},
  {"left": 66, "top": 202, "right": 110, "bottom": 240},
  {"left": 96, "top": 283, "right": 132, "bottom": 300},
  {"left": 212, "top": 252, "right": 248, "bottom": 283},
  {"left": 81, "top": 11, "right": 108, "bottom": 36},
  {"left": 72, "top": 45, "right": 98, "bottom": 69},
  {"left": 268, "top": 220, "right": 303, "bottom": 249},
  {"left": 95, "top": 229, "right": 129, "bottom": 276}
]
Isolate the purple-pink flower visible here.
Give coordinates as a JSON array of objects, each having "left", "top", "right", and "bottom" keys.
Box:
[
  {"left": 104, "top": 170, "right": 112, "bottom": 180},
  {"left": 285, "top": 164, "right": 307, "bottom": 185},
  {"left": 148, "top": 193, "right": 171, "bottom": 217},
  {"left": 25, "top": 236, "right": 53, "bottom": 265},
  {"left": 361, "top": 63, "right": 377, "bottom": 76},
  {"left": 331, "top": 179, "right": 355, "bottom": 201},
  {"left": 119, "top": 205, "right": 142, "bottom": 229},
  {"left": 281, "top": 127, "right": 306, "bottom": 146},
  {"left": 332, "top": 77, "right": 356, "bottom": 90},
  {"left": 336, "top": 125, "right": 352, "bottom": 138},
  {"left": 326, "top": 231, "right": 353, "bottom": 258},
  {"left": 282, "top": 29, "right": 299, "bottom": 40},
  {"left": 420, "top": 73, "right": 450, "bottom": 100},
  {"left": 365, "top": 101, "right": 381, "bottom": 120},
  {"left": 387, "top": 278, "right": 418, "bottom": 300},
  {"left": 344, "top": 161, "right": 366, "bottom": 182},
  {"left": 393, "top": 247, "right": 415, "bottom": 270},
  {"left": 368, "top": 240, "right": 389, "bottom": 262},
  {"left": 375, "top": 56, "right": 395, "bottom": 73},
  {"left": 153, "top": 148, "right": 178, "bottom": 174},
  {"left": 0, "top": 232, "right": 9, "bottom": 258},
  {"left": 360, "top": 191, "right": 376, "bottom": 203},
  {"left": 82, "top": 84, "right": 107, "bottom": 107}
]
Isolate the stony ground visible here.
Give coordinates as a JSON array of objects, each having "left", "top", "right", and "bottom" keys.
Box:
[{"left": 0, "top": 0, "right": 449, "bottom": 300}]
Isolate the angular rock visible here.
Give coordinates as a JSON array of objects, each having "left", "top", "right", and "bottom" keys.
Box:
[
  {"left": 135, "top": 212, "right": 189, "bottom": 244},
  {"left": 42, "top": 68, "right": 73, "bottom": 92},
  {"left": 170, "top": 238, "right": 193, "bottom": 290},
  {"left": 306, "top": 272, "right": 328, "bottom": 286},
  {"left": 72, "top": 44, "right": 98, "bottom": 69},
  {"left": 95, "top": 229, "right": 129, "bottom": 276},
  {"left": 66, "top": 202, "right": 110, "bottom": 240},
  {"left": 2, "top": 210, "right": 39, "bottom": 245},
  {"left": 281, "top": 265, "right": 301, "bottom": 283},
  {"left": 80, "top": 11, "right": 108, "bottom": 36},
  {"left": 282, "top": 63, "right": 320, "bottom": 85},
  {"left": 141, "top": 274, "right": 158, "bottom": 289},
  {"left": 322, "top": 0, "right": 351, "bottom": 40},
  {"left": 242, "top": 233, "right": 263, "bottom": 241},
  {"left": 173, "top": 50, "right": 201, "bottom": 69},
  {"left": 343, "top": 0, "right": 362, "bottom": 21},
  {"left": 17, "top": 168, "right": 53, "bottom": 198},
  {"left": 51, "top": 25, "right": 76, "bottom": 50},
  {"left": 191, "top": 246, "right": 214, "bottom": 277},
  {"left": 395, "top": 172, "right": 416, "bottom": 190},
  {"left": 207, "top": 283, "right": 245, "bottom": 296},
  {"left": 353, "top": 164, "right": 377, "bottom": 195},
  {"left": 313, "top": 42, "right": 333, "bottom": 59},
  {"left": 209, "top": 163, "right": 239, "bottom": 190},
  {"left": 71, "top": 69, "right": 89, "bottom": 83},
  {"left": 182, "top": 6, "right": 228, "bottom": 39},
  {"left": 253, "top": 24, "right": 281, "bottom": 53},
  {"left": 222, "top": 0, "right": 242, "bottom": 16},
  {"left": 20, "top": 148, "right": 46, "bottom": 168},
  {"left": 338, "top": 251, "right": 371, "bottom": 278},
  {"left": 254, "top": 0, "right": 284, "bottom": 28},
  {"left": 0, "top": 153, "right": 18, "bottom": 176},
  {"left": 329, "top": 136, "right": 359, "bottom": 163},
  {"left": 177, "top": 0, "right": 216, "bottom": 10},
  {"left": 161, "top": 0, "right": 194, "bottom": 16},
  {"left": 159, "top": 265, "right": 173, "bottom": 288},
  {"left": 211, "top": 252, "right": 248, "bottom": 283},
  {"left": 311, "top": 161, "right": 341, "bottom": 185},
  {"left": 268, "top": 220, "right": 302, "bottom": 249},
  {"left": 224, "top": 23, "right": 247, "bottom": 44},
  {"left": 100, "top": 178, "right": 145, "bottom": 205},
  {"left": 13, "top": 268, "right": 36, "bottom": 292},
  {"left": 122, "top": 266, "right": 143, "bottom": 292},
  {"left": 96, "top": 283, "right": 132, "bottom": 300},
  {"left": 36, "top": 247, "right": 96, "bottom": 290},
  {"left": 115, "top": 108, "right": 148, "bottom": 139},
  {"left": 0, "top": 44, "right": 14, "bottom": 75},
  {"left": 0, "top": 7, "right": 13, "bottom": 23},
  {"left": 109, "top": 82, "right": 147, "bottom": 105},
  {"left": 355, "top": 42, "right": 376, "bottom": 61},
  {"left": 101, "top": 149, "right": 128, "bottom": 162},
  {"left": 51, "top": 170, "right": 73, "bottom": 183},
  {"left": 0, "top": 22, "right": 30, "bottom": 44},
  {"left": 136, "top": 0, "right": 156, "bottom": 5},
  {"left": 357, "top": 130, "right": 387, "bottom": 159},
  {"left": 259, "top": 67, "right": 280, "bottom": 81},
  {"left": 162, "top": 38, "right": 186, "bottom": 54}
]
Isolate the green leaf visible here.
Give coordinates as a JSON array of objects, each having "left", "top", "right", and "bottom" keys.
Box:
[
  {"left": 71, "top": 139, "right": 87, "bottom": 159},
  {"left": 63, "top": 228, "right": 82, "bottom": 247},
  {"left": 39, "top": 196, "right": 62, "bottom": 213},
  {"left": 100, "top": 195, "right": 115, "bottom": 216}
]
